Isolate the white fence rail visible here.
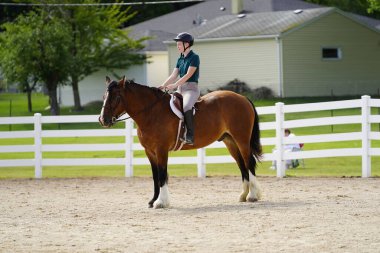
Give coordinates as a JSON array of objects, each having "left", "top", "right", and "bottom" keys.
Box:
[{"left": 0, "top": 95, "right": 379, "bottom": 178}]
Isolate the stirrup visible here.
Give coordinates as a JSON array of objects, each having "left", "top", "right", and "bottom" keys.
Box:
[{"left": 180, "top": 136, "right": 194, "bottom": 145}]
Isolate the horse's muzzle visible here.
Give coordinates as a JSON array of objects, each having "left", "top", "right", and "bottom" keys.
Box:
[{"left": 98, "top": 116, "right": 113, "bottom": 128}]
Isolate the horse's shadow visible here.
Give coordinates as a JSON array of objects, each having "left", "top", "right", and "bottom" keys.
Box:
[{"left": 172, "top": 200, "right": 308, "bottom": 214}]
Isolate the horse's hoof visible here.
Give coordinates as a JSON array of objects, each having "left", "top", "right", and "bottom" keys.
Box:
[
  {"left": 154, "top": 203, "right": 164, "bottom": 209},
  {"left": 239, "top": 195, "right": 247, "bottom": 202},
  {"left": 148, "top": 199, "right": 155, "bottom": 208},
  {"left": 153, "top": 199, "right": 169, "bottom": 209},
  {"left": 246, "top": 197, "right": 258, "bottom": 202}
]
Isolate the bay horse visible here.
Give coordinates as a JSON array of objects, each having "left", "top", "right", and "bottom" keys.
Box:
[{"left": 99, "top": 76, "right": 262, "bottom": 208}]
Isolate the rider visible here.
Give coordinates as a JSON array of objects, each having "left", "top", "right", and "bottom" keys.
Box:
[{"left": 159, "top": 32, "right": 200, "bottom": 145}]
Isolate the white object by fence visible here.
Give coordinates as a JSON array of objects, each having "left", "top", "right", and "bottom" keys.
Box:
[{"left": 0, "top": 95, "right": 379, "bottom": 178}]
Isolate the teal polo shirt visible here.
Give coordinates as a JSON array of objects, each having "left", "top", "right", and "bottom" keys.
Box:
[{"left": 176, "top": 50, "right": 200, "bottom": 83}]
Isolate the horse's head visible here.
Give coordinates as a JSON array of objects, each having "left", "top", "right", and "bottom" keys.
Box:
[{"left": 99, "top": 76, "right": 128, "bottom": 128}]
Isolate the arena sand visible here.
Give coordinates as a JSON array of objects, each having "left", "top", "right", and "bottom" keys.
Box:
[{"left": 1, "top": 176, "right": 379, "bottom": 253}]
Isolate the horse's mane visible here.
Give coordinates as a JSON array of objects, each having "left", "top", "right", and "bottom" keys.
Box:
[{"left": 126, "top": 79, "right": 169, "bottom": 98}]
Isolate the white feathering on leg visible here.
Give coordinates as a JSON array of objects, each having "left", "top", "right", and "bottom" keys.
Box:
[
  {"left": 246, "top": 171, "right": 262, "bottom": 202},
  {"left": 153, "top": 184, "right": 170, "bottom": 209},
  {"left": 239, "top": 180, "right": 249, "bottom": 202}
]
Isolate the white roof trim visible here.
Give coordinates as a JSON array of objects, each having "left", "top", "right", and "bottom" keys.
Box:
[{"left": 164, "top": 34, "right": 279, "bottom": 44}]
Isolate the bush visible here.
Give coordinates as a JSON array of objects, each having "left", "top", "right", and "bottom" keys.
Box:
[
  {"left": 214, "top": 78, "right": 251, "bottom": 94},
  {"left": 209, "top": 79, "right": 275, "bottom": 99},
  {"left": 251, "top": 86, "right": 275, "bottom": 99}
]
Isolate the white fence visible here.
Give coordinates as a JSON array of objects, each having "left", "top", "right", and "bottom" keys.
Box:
[{"left": 0, "top": 95, "right": 379, "bottom": 178}]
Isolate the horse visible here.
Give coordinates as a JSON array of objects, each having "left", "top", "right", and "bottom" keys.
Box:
[{"left": 99, "top": 76, "right": 263, "bottom": 208}]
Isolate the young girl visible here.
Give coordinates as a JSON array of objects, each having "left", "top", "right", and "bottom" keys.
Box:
[{"left": 159, "top": 32, "right": 200, "bottom": 145}]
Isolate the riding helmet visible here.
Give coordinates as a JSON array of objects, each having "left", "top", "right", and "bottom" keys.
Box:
[{"left": 173, "top": 32, "right": 194, "bottom": 46}]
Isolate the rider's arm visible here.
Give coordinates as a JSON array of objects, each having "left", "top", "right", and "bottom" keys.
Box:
[{"left": 160, "top": 68, "right": 179, "bottom": 88}]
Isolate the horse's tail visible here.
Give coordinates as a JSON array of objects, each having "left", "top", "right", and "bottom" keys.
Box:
[{"left": 247, "top": 98, "right": 263, "bottom": 162}]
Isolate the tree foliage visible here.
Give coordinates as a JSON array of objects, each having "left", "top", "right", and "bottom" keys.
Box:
[
  {"left": 368, "top": 0, "right": 380, "bottom": 13},
  {"left": 304, "top": 0, "right": 380, "bottom": 19},
  {"left": 0, "top": 10, "right": 71, "bottom": 115},
  {"left": 0, "top": 0, "right": 148, "bottom": 114},
  {"left": 48, "top": 0, "right": 147, "bottom": 111}
]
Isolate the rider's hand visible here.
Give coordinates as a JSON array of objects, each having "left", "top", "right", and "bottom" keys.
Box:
[{"left": 165, "top": 83, "right": 178, "bottom": 90}]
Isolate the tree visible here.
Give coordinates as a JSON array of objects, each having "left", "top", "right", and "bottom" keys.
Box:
[
  {"left": 368, "top": 0, "right": 380, "bottom": 13},
  {"left": 1, "top": 0, "right": 147, "bottom": 114},
  {"left": 51, "top": 0, "right": 147, "bottom": 111},
  {"left": 25, "top": 0, "right": 147, "bottom": 111},
  {"left": 304, "top": 0, "right": 380, "bottom": 19},
  {"left": 0, "top": 10, "right": 71, "bottom": 115},
  {"left": 0, "top": 20, "right": 37, "bottom": 112}
]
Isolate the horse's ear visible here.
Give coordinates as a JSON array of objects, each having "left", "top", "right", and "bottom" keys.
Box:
[
  {"left": 105, "top": 76, "right": 111, "bottom": 85},
  {"left": 120, "top": 75, "right": 128, "bottom": 88},
  {"left": 120, "top": 75, "right": 127, "bottom": 87}
]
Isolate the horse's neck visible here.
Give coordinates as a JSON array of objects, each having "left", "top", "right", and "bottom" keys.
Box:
[{"left": 124, "top": 84, "right": 166, "bottom": 125}]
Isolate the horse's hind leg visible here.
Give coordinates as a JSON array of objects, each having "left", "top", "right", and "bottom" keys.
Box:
[
  {"left": 247, "top": 163, "right": 262, "bottom": 202},
  {"left": 223, "top": 136, "right": 250, "bottom": 202},
  {"left": 239, "top": 143, "right": 262, "bottom": 202},
  {"left": 230, "top": 134, "right": 262, "bottom": 202}
]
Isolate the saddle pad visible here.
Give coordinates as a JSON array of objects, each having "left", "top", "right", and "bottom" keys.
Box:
[{"left": 170, "top": 94, "right": 184, "bottom": 119}]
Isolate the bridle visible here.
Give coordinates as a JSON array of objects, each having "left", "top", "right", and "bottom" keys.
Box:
[
  {"left": 102, "top": 93, "right": 126, "bottom": 123},
  {"left": 102, "top": 82, "right": 168, "bottom": 124}
]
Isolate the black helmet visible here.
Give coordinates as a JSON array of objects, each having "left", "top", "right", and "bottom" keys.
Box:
[{"left": 173, "top": 32, "right": 194, "bottom": 46}]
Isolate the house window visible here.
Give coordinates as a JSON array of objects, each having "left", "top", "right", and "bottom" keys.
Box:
[{"left": 322, "top": 47, "right": 341, "bottom": 60}]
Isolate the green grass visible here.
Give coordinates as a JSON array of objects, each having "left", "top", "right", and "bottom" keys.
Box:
[
  {"left": 1, "top": 92, "right": 380, "bottom": 179},
  {"left": 1, "top": 157, "right": 379, "bottom": 179}
]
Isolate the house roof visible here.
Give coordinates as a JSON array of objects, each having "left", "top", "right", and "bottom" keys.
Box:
[
  {"left": 348, "top": 13, "right": 380, "bottom": 31},
  {"left": 128, "top": 29, "right": 176, "bottom": 51},
  {"left": 188, "top": 7, "right": 333, "bottom": 39},
  {"left": 129, "top": 0, "right": 380, "bottom": 50},
  {"left": 129, "top": 0, "right": 321, "bottom": 51}
]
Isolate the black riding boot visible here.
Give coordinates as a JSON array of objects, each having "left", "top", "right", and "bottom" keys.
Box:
[{"left": 181, "top": 110, "right": 194, "bottom": 145}]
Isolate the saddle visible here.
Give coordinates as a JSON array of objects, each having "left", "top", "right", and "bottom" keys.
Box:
[
  {"left": 169, "top": 92, "right": 199, "bottom": 151},
  {"left": 169, "top": 92, "right": 198, "bottom": 119}
]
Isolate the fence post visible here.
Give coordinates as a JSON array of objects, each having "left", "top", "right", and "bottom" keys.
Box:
[
  {"left": 361, "top": 95, "right": 371, "bottom": 178},
  {"left": 125, "top": 119, "right": 134, "bottom": 177},
  {"left": 275, "top": 102, "right": 285, "bottom": 177},
  {"left": 197, "top": 148, "right": 206, "bottom": 178},
  {"left": 34, "top": 113, "right": 42, "bottom": 179}
]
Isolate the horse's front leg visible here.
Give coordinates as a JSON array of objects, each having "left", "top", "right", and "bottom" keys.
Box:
[
  {"left": 145, "top": 150, "right": 159, "bottom": 208},
  {"left": 153, "top": 151, "right": 170, "bottom": 209},
  {"left": 148, "top": 164, "right": 160, "bottom": 208}
]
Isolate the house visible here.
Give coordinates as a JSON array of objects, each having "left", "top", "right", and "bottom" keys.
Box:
[
  {"left": 126, "top": 0, "right": 322, "bottom": 87},
  {"left": 59, "top": 0, "right": 323, "bottom": 106},
  {"left": 59, "top": 0, "right": 380, "bottom": 105},
  {"left": 165, "top": 7, "right": 380, "bottom": 97}
]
